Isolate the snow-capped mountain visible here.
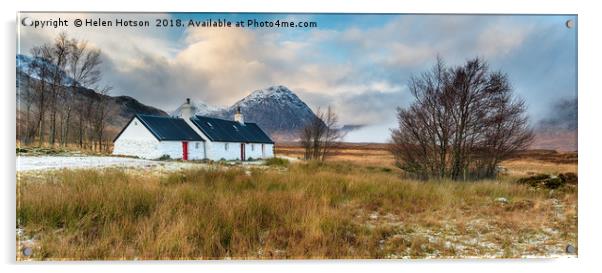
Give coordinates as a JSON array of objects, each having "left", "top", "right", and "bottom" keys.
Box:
[
  {"left": 173, "top": 85, "right": 319, "bottom": 141},
  {"left": 223, "top": 85, "right": 318, "bottom": 140},
  {"left": 170, "top": 100, "right": 225, "bottom": 117}
]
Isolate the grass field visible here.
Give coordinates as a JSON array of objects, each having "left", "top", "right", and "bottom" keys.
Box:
[{"left": 16, "top": 145, "right": 577, "bottom": 260}]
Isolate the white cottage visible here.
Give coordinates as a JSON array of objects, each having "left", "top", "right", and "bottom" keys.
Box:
[{"left": 112, "top": 99, "right": 274, "bottom": 161}]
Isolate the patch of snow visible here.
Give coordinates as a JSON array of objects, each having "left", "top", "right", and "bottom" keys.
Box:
[
  {"left": 369, "top": 212, "right": 379, "bottom": 220},
  {"left": 278, "top": 155, "right": 301, "bottom": 162},
  {"left": 495, "top": 197, "right": 509, "bottom": 204},
  {"left": 16, "top": 155, "right": 206, "bottom": 172}
]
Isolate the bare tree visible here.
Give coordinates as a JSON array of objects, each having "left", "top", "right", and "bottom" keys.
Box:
[
  {"left": 91, "top": 86, "right": 113, "bottom": 151},
  {"left": 42, "top": 33, "right": 70, "bottom": 145},
  {"left": 300, "top": 116, "right": 322, "bottom": 160},
  {"left": 320, "top": 106, "right": 346, "bottom": 161},
  {"left": 27, "top": 47, "right": 52, "bottom": 146},
  {"left": 17, "top": 33, "right": 104, "bottom": 149},
  {"left": 390, "top": 57, "right": 534, "bottom": 180},
  {"left": 300, "top": 106, "right": 345, "bottom": 161},
  {"left": 17, "top": 56, "right": 37, "bottom": 144},
  {"left": 65, "top": 39, "right": 102, "bottom": 148}
]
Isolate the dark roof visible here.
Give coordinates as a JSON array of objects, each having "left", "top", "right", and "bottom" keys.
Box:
[
  {"left": 114, "top": 114, "right": 204, "bottom": 142},
  {"left": 190, "top": 115, "right": 274, "bottom": 144}
]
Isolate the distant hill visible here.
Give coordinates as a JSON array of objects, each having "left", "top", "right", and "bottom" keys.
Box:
[{"left": 16, "top": 54, "right": 167, "bottom": 138}]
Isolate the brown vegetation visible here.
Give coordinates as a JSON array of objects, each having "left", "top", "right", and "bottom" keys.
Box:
[
  {"left": 509, "top": 150, "right": 577, "bottom": 164},
  {"left": 390, "top": 57, "right": 533, "bottom": 180},
  {"left": 17, "top": 153, "right": 577, "bottom": 260}
]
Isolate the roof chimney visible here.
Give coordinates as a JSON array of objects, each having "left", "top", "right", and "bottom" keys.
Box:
[
  {"left": 180, "top": 98, "right": 193, "bottom": 120},
  {"left": 234, "top": 106, "right": 244, "bottom": 124}
]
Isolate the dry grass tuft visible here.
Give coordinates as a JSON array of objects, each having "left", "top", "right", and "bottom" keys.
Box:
[{"left": 17, "top": 158, "right": 577, "bottom": 260}]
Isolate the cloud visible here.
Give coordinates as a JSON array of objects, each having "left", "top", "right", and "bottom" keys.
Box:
[
  {"left": 538, "top": 97, "right": 578, "bottom": 131},
  {"left": 17, "top": 14, "right": 577, "bottom": 142},
  {"left": 477, "top": 23, "right": 534, "bottom": 57},
  {"left": 19, "top": 13, "right": 177, "bottom": 60}
]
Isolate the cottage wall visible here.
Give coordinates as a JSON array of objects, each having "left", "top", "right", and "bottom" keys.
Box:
[
  {"left": 262, "top": 144, "right": 275, "bottom": 158},
  {"left": 112, "top": 117, "right": 161, "bottom": 159},
  {"left": 154, "top": 140, "right": 207, "bottom": 160},
  {"left": 188, "top": 141, "right": 206, "bottom": 160},
  {"left": 244, "top": 143, "right": 269, "bottom": 160},
  {"left": 157, "top": 141, "right": 182, "bottom": 159},
  {"left": 207, "top": 142, "right": 273, "bottom": 161},
  {"left": 207, "top": 141, "right": 242, "bottom": 160}
]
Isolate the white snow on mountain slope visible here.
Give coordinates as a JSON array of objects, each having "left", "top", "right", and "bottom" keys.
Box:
[
  {"left": 169, "top": 99, "right": 225, "bottom": 117},
  {"left": 230, "top": 85, "right": 309, "bottom": 110}
]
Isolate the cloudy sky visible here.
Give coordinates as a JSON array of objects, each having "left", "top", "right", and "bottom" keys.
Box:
[{"left": 18, "top": 13, "right": 577, "bottom": 142}]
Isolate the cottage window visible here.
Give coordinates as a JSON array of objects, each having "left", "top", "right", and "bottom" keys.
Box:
[
  {"left": 195, "top": 142, "right": 200, "bottom": 149},
  {"left": 251, "top": 144, "right": 255, "bottom": 151},
  {"left": 225, "top": 143, "right": 229, "bottom": 151},
  {"left": 134, "top": 121, "right": 138, "bottom": 125}
]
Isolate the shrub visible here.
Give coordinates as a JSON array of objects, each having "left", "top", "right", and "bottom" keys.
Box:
[
  {"left": 264, "top": 157, "right": 289, "bottom": 167},
  {"left": 559, "top": 172, "right": 578, "bottom": 185},
  {"left": 516, "top": 173, "right": 568, "bottom": 189},
  {"left": 158, "top": 154, "right": 171, "bottom": 161},
  {"left": 544, "top": 176, "right": 565, "bottom": 189}
]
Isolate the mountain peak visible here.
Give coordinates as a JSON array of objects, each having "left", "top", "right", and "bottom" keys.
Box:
[
  {"left": 244, "top": 85, "right": 296, "bottom": 100},
  {"left": 265, "top": 85, "right": 293, "bottom": 93},
  {"left": 234, "top": 85, "right": 307, "bottom": 109}
]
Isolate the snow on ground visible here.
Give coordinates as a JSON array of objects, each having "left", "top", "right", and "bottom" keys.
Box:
[
  {"left": 16, "top": 156, "right": 207, "bottom": 172},
  {"left": 277, "top": 155, "right": 301, "bottom": 162}
]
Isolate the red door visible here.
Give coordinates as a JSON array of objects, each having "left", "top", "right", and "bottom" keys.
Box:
[
  {"left": 240, "top": 143, "right": 245, "bottom": 161},
  {"left": 182, "top": 141, "right": 188, "bottom": 160}
]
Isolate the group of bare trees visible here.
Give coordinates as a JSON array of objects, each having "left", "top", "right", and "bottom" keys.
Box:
[
  {"left": 390, "top": 57, "right": 534, "bottom": 180},
  {"left": 17, "top": 33, "right": 112, "bottom": 151},
  {"left": 300, "top": 106, "right": 345, "bottom": 161}
]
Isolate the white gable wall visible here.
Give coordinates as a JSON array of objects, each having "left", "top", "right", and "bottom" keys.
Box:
[
  {"left": 183, "top": 118, "right": 210, "bottom": 142},
  {"left": 113, "top": 117, "right": 161, "bottom": 159}
]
